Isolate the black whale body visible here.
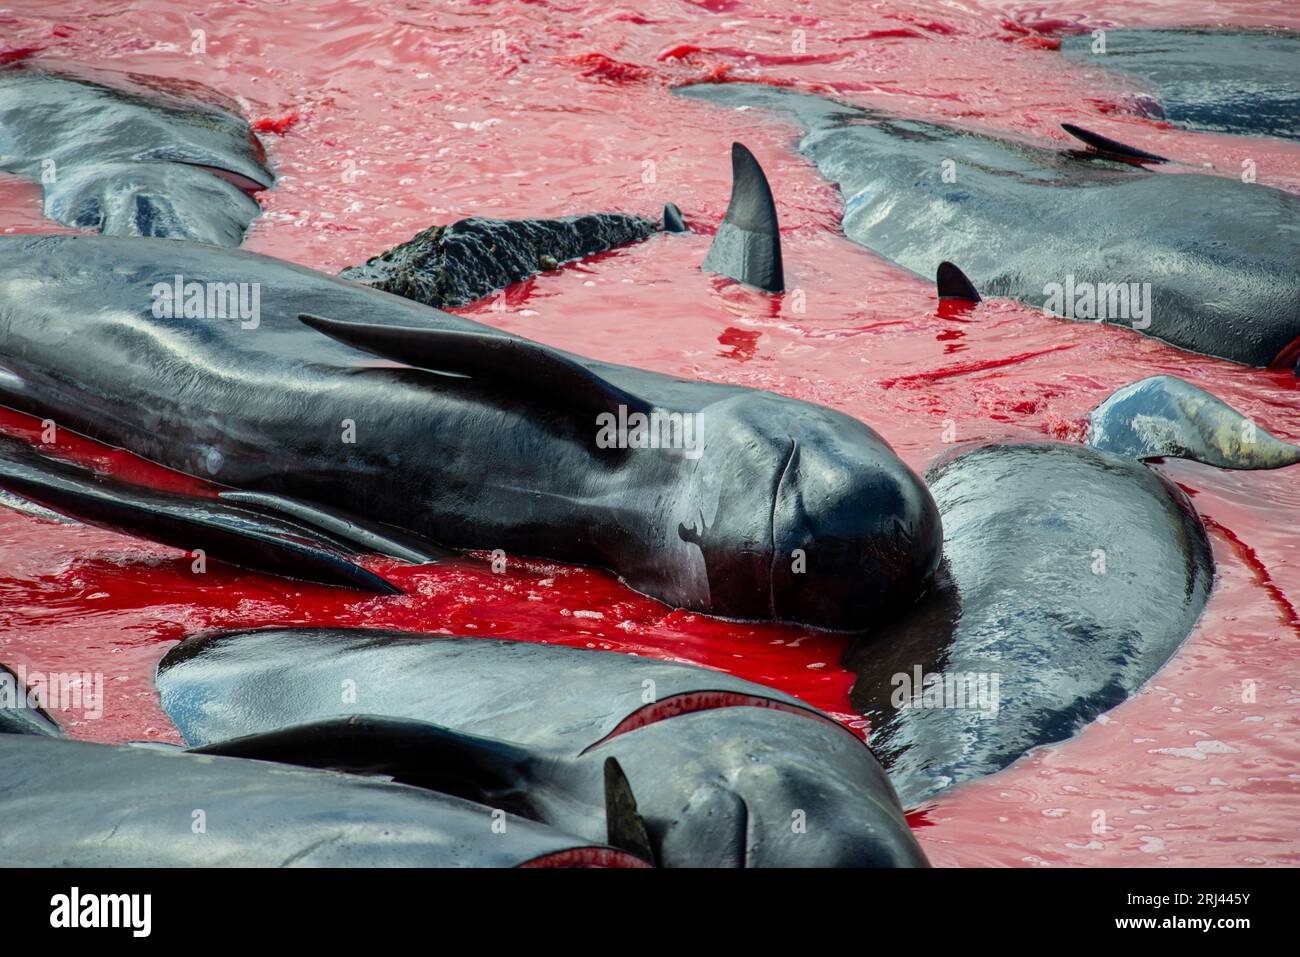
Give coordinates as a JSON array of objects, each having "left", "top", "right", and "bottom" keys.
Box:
[
  {"left": 0, "top": 63, "right": 273, "bottom": 246},
  {"left": 1061, "top": 29, "right": 1300, "bottom": 142},
  {"left": 845, "top": 442, "right": 1213, "bottom": 806},
  {"left": 0, "top": 234, "right": 940, "bottom": 630},
  {"left": 676, "top": 82, "right": 1300, "bottom": 370},
  {"left": 156, "top": 627, "right": 927, "bottom": 867},
  {"left": 0, "top": 734, "right": 645, "bottom": 867}
]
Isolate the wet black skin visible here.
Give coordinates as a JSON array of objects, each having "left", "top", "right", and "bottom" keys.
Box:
[
  {"left": 676, "top": 82, "right": 1300, "bottom": 370},
  {"left": 0, "top": 234, "right": 941, "bottom": 630},
  {"left": 157, "top": 627, "right": 929, "bottom": 867},
  {"left": 1061, "top": 29, "right": 1300, "bottom": 142},
  {"left": 0, "top": 63, "right": 273, "bottom": 245},
  {"left": 844, "top": 443, "right": 1213, "bottom": 806},
  {"left": 0, "top": 734, "right": 643, "bottom": 867}
]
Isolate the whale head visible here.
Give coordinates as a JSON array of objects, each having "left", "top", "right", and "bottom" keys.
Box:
[
  {"left": 678, "top": 392, "right": 941, "bottom": 630},
  {"left": 602, "top": 706, "right": 928, "bottom": 867}
]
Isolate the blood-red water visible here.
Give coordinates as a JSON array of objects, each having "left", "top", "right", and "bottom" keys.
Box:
[{"left": 1, "top": 0, "right": 1297, "bottom": 867}]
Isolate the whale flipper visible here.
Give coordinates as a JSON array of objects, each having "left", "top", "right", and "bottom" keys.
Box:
[
  {"left": 1061, "top": 123, "right": 1169, "bottom": 163},
  {"left": 1089, "top": 375, "right": 1300, "bottom": 469},
  {"left": 190, "top": 714, "right": 537, "bottom": 804},
  {"left": 299, "top": 313, "right": 653, "bottom": 418},
  {"left": 936, "top": 261, "right": 981, "bottom": 302},
  {"left": 0, "top": 434, "right": 400, "bottom": 594},
  {"left": 191, "top": 713, "right": 658, "bottom": 864},
  {"left": 662, "top": 202, "right": 688, "bottom": 232},
  {"left": 701, "top": 143, "right": 784, "bottom": 293},
  {"left": 217, "top": 490, "right": 452, "bottom": 564},
  {"left": 0, "top": 662, "right": 62, "bottom": 737}
]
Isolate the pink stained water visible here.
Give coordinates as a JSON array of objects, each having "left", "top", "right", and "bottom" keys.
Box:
[{"left": 0, "top": 0, "right": 1297, "bottom": 867}]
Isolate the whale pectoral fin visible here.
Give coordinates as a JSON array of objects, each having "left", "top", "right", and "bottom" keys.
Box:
[
  {"left": 0, "top": 434, "right": 401, "bottom": 594},
  {"left": 191, "top": 715, "right": 543, "bottom": 815},
  {"left": 216, "top": 490, "right": 452, "bottom": 565},
  {"left": 936, "top": 261, "right": 981, "bottom": 302},
  {"left": 701, "top": 142, "right": 784, "bottom": 293},
  {"left": 298, "top": 313, "right": 653, "bottom": 419},
  {"left": 1088, "top": 375, "right": 1300, "bottom": 469},
  {"left": 0, "top": 661, "right": 62, "bottom": 737},
  {"left": 1061, "top": 123, "right": 1168, "bottom": 164},
  {"left": 603, "top": 757, "right": 657, "bottom": 865}
]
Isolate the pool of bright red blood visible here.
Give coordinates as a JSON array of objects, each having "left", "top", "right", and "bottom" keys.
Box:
[{"left": 1, "top": 1, "right": 1297, "bottom": 867}]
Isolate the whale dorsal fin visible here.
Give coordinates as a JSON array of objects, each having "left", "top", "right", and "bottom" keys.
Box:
[
  {"left": 1061, "top": 123, "right": 1168, "bottom": 164},
  {"left": 603, "top": 757, "right": 656, "bottom": 865},
  {"left": 662, "top": 202, "right": 687, "bottom": 233},
  {"left": 936, "top": 261, "right": 981, "bottom": 302},
  {"left": 701, "top": 142, "right": 784, "bottom": 293},
  {"left": 299, "top": 313, "right": 652, "bottom": 419}
]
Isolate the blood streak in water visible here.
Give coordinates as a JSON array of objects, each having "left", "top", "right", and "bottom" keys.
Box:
[{"left": 0, "top": 0, "right": 1298, "bottom": 867}]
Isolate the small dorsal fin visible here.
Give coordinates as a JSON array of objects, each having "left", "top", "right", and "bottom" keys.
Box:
[
  {"left": 662, "top": 202, "right": 687, "bottom": 233},
  {"left": 936, "top": 261, "right": 981, "bottom": 302},
  {"left": 299, "top": 314, "right": 652, "bottom": 419},
  {"left": 701, "top": 142, "right": 784, "bottom": 293},
  {"left": 1061, "top": 123, "right": 1168, "bottom": 164},
  {"left": 603, "top": 757, "right": 656, "bottom": 865}
]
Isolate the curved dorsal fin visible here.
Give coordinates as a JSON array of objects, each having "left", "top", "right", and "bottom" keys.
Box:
[
  {"left": 1062, "top": 123, "right": 1168, "bottom": 164},
  {"left": 662, "top": 202, "right": 687, "bottom": 233},
  {"left": 299, "top": 313, "right": 652, "bottom": 418},
  {"left": 701, "top": 142, "right": 784, "bottom": 293},
  {"left": 603, "top": 757, "right": 656, "bottom": 865},
  {"left": 936, "top": 261, "right": 981, "bottom": 302}
]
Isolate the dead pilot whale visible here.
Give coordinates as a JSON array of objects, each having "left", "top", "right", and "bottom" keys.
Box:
[
  {"left": 675, "top": 81, "right": 1300, "bottom": 371},
  {"left": 155, "top": 627, "right": 928, "bottom": 867},
  {"left": 0, "top": 233, "right": 940, "bottom": 630},
  {"left": 1060, "top": 28, "right": 1300, "bottom": 143},
  {"left": 844, "top": 441, "right": 1213, "bottom": 806},
  {"left": 0, "top": 737, "right": 647, "bottom": 867},
  {"left": 0, "top": 62, "right": 274, "bottom": 246}
]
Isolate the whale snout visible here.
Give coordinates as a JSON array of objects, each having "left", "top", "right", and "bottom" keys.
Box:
[{"left": 769, "top": 422, "right": 941, "bottom": 631}]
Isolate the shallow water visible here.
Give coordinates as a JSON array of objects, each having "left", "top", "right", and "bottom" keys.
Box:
[{"left": 0, "top": 0, "right": 1297, "bottom": 866}]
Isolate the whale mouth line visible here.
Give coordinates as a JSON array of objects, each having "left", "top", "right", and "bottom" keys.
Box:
[
  {"left": 768, "top": 436, "right": 798, "bottom": 620},
  {"left": 578, "top": 689, "right": 852, "bottom": 755}
]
